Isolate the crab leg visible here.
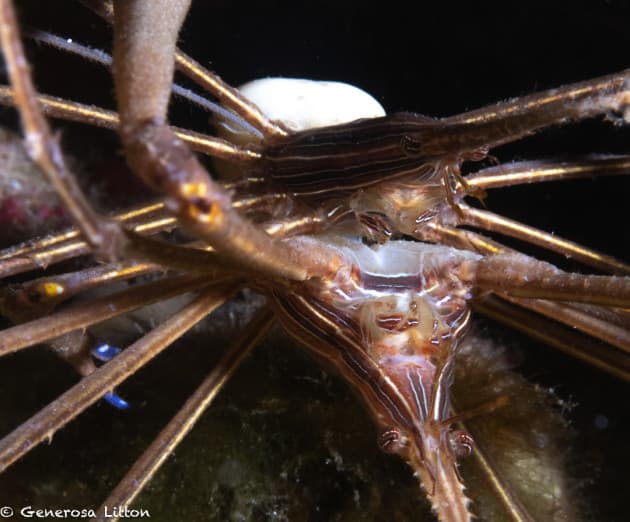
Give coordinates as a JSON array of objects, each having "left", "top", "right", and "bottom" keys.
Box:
[
  {"left": 466, "top": 253, "right": 630, "bottom": 307},
  {"left": 474, "top": 295, "right": 630, "bottom": 381},
  {"left": 0, "top": 86, "right": 260, "bottom": 160},
  {"left": 465, "top": 156, "right": 630, "bottom": 190},
  {"left": 111, "top": 0, "right": 337, "bottom": 281},
  {"left": 441, "top": 70, "right": 630, "bottom": 147},
  {"left": 0, "top": 203, "right": 175, "bottom": 278},
  {"left": 0, "top": 273, "right": 215, "bottom": 356},
  {"left": 420, "top": 225, "right": 630, "bottom": 308},
  {"left": 503, "top": 296, "right": 630, "bottom": 356},
  {"left": 0, "top": 191, "right": 321, "bottom": 280},
  {"left": 457, "top": 203, "right": 630, "bottom": 275},
  {"left": 81, "top": 0, "right": 286, "bottom": 138},
  {"left": 1, "top": 261, "right": 158, "bottom": 315},
  {"left": 24, "top": 27, "right": 266, "bottom": 138},
  {"left": 0, "top": 0, "right": 118, "bottom": 255},
  {"left": 0, "top": 281, "right": 236, "bottom": 473},
  {"left": 93, "top": 307, "right": 274, "bottom": 521},
  {"left": 422, "top": 223, "right": 630, "bottom": 366},
  {"left": 451, "top": 407, "right": 536, "bottom": 522}
]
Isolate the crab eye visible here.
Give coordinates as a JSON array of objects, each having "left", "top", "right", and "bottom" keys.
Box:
[
  {"left": 377, "top": 426, "right": 407, "bottom": 454},
  {"left": 449, "top": 429, "right": 474, "bottom": 459}
]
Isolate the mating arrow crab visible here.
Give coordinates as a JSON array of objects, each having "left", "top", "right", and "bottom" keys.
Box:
[{"left": 0, "top": 1, "right": 629, "bottom": 521}]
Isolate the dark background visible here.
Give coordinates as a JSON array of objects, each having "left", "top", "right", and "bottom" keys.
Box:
[{"left": 1, "top": 1, "right": 629, "bottom": 521}]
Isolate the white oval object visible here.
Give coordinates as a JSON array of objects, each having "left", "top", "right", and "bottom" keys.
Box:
[{"left": 239, "top": 77, "right": 385, "bottom": 132}]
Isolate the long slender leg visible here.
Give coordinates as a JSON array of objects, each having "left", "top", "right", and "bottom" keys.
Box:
[
  {"left": 420, "top": 221, "right": 507, "bottom": 255},
  {"left": 449, "top": 401, "right": 535, "bottom": 522},
  {"left": 93, "top": 307, "right": 274, "bottom": 520},
  {"left": 0, "top": 86, "right": 260, "bottom": 160},
  {"left": 173, "top": 49, "right": 288, "bottom": 138},
  {"left": 465, "top": 156, "right": 630, "bottom": 191},
  {"left": 111, "top": 0, "right": 339, "bottom": 281},
  {"left": 119, "top": 202, "right": 331, "bottom": 274},
  {"left": 0, "top": 189, "right": 316, "bottom": 279},
  {"left": 1, "top": 261, "right": 157, "bottom": 314},
  {"left": 0, "top": 0, "right": 118, "bottom": 255},
  {"left": 458, "top": 203, "right": 630, "bottom": 274},
  {"left": 439, "top": 70, "right": 630, "bottom": 151},
  {"left": 422, "top": 222, "right": 630, "bottom": 358},
  {"left": 92, "top": 191, "right": 335, "bottom": 273},
  {"left": 0, "top": 203, "right": 175, "bottom": 278},
  {"left": 80, "top": 0, "right": 287, "bottom": 138},
  {"left": 465, "top": 253, "right": 630, "bottom": 307},
  {"left": 451, "top": 157, "right": 630, "bottom": 274},
  {"left": 473, "top": 295, "right": 630, "bottom": 381},
  {"left": 0, "top": 273, "right": 214, "bottom": 356},
  {"left": 118, "top": 231, "right": 233, "bottom": 275},
  {"left": 24, "top": 27, "right": 265, "bottom": 137},
  {"left": 503, "top": 296, "right": 630, "bottom": 355},
  {"left": 0, "top": 282, "right": 236, "bottom": 473}
]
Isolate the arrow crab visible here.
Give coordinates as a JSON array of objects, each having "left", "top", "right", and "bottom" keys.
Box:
[{"left": 0, "top": 1, "right": 629, "bottom": 521}]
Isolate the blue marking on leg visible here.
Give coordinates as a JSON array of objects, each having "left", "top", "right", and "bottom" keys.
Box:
[
  {"left": 91, "top": 342, "right": 130, "bottom": 410},
  {"left": 92, "top": 342, "right": 122, "bottom": 362},
  {"left": 104, "top": 392, "right": 130, "bottom": 410}
]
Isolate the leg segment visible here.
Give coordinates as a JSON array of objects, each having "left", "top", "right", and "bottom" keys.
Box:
[
  {"left": 0, "top": 282, "right": 236, "bottom": 473},
  {"left": 474, "top": 295, "right": 630, "bottom": 381},
  {"left": 465, "top": 253, "right": 630, "bottom": 307},
  {"left": 465, "top": 156, "right": 630, "bottom": 191},
  {"left": 0, "top": 0, "right": 120, "bottom": 256},
  {"left": 0, "top": 274, "right": 213, "bottom": 356},
  {"left": 111, "top": 0, "right": 337, "bottom": 281},
  {"left": 422, "top": 223, "right": 630, "bottom": 364},
  {"left": 458, "top": 203, "right": 630, "bottom": 275},
  {"left": 0, "top": 86, "right": 260, "bottom": 160},
  {"left": 93, "top": 307, "right": 274, "bottom": 520},
  {"left": 441, "top": 70, "right": 630, "bottom": 151}
]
